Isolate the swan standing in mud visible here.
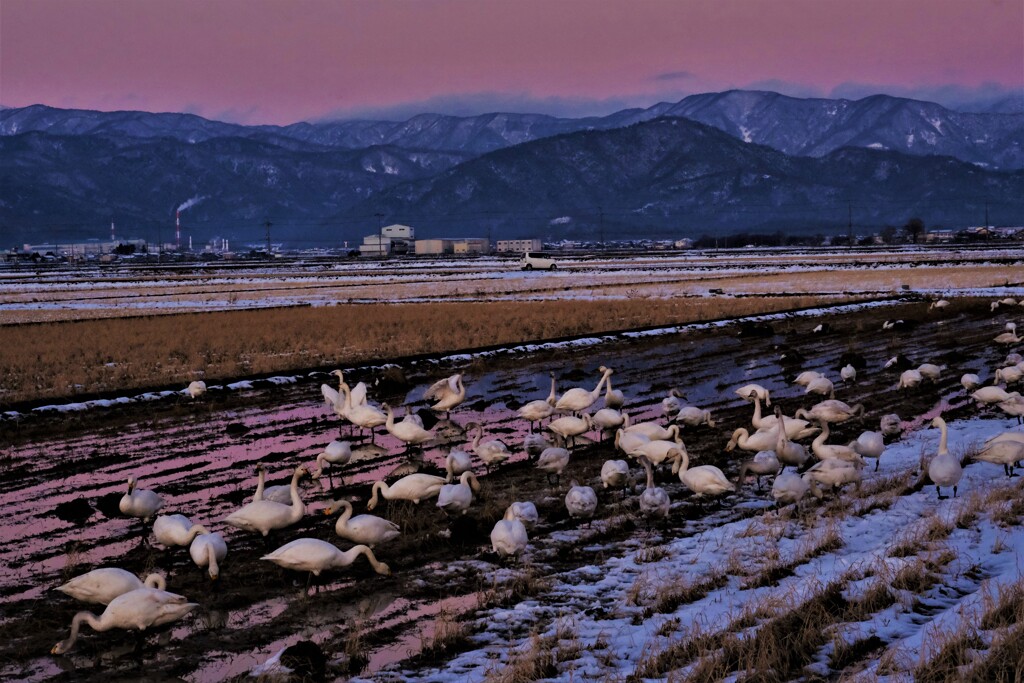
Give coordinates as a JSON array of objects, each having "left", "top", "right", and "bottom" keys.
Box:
[
  {"left": 153, "top": 514, "right": 209, "bottom": 548},
  {"left": 366, "top": 473, "right": 446, "bottom": 509},
  {"left": 189, "top": 532, "right": 228, "bottom": 580},
  {"left": 424, "top": 373, "right": 466, "bottom": 419},
  {"left": 119, "top": 477, "right": 164, "bottom": 523},
  {"left": 518, "top": 372, "right": 558, "bottom": 432},
  {"left": 323, "top": 500, "right": 400, "bottom": 547},
  {"left": 555, "top": 366, "right": 612, "bottom": 415},
  {"left": 928, "top": 417, "right": 962, "bottom": 499}
]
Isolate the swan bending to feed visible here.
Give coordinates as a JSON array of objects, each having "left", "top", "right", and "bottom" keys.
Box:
[
  {"left": 262, "top": 538, "right": 390, "bottom": 578},
  {"left": 504, "top": 501, "right": 539, "bottom": 530},
  {"left": 536, "top": 447, "right": 572, "bottom": 485},
  {"left": 600, "top": 459, "right": 631, "bottom": 490},
  {"left": 366, "top": 473, "right": 446, "bottom": 510},
  {"left": 436, "top": 471, "right": 481, "bottom": 515},
  {"left": 565, "top": 481, "right": 598, "bottom": 520},
  {"left": 189, "top": 533, "right": 228, "bottom": 580},
  {"left": 637, "top": 455, "right": 670, "bottom": 519},
  {"left": 57, "top": 568, "right": 167, "bottom": 606},
  {"left": 51, "top": 587, "right": 197, "bottom": 654},
  {"left": 312, "top": 440, "right": 352, "bottom": 483},
  {"left": 491, "top": 510, "right": 528, "bottom": 557},
  {"left": 153, "top": 514, "right": 209, "bottom": 548}
]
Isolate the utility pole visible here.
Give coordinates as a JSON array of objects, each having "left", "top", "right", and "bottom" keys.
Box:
[
  {"left": 375, "top": 212, "right": 385, "bottom": 258},
  {"left": 985, "top": 200, "right": 990, "bottom": 228},
  {"left": 848, "top": 201, "right": 853, "bottom": 247},
  {"left": 264, "top": 219, "right": 272, "bottom": 256},
  {"left": 599, "top": 206, "right": 605, "bottom": 249}
]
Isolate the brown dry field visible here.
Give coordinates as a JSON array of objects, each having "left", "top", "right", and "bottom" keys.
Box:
[{"left": 2, "top": 248, "right": 1022, "bottom": 406}]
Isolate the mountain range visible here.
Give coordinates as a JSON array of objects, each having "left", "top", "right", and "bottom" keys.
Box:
[{"left": 2, "top": 91, "right": 1022, "bottom": 246}]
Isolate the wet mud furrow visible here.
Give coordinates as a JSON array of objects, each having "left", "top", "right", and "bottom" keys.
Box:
[{"left": 0, "top": 297, "right": 1015, "bottom": 681}]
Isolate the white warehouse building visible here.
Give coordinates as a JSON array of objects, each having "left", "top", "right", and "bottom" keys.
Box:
[{"left": 496, "top": 238, "right": 542, "bottom": 253}]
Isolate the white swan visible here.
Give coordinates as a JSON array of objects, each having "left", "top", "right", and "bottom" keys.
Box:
[
  {"left": 661, "top": 388, "right": 684, "bottom": 421},
  {"left": 918, "top": 363, "right": 943, "bottom": 381},
  {"left": 555, "top": 366, "right": 612, "bottom": 415},
  {"left": 253, "top": 463, "right": 297, "bottom": 505},
  {"left": 771, "top": 471, "right": 820, "bottom": 507},
  {"left": 504, "top": 501, "right": 539, "bottom": 530},
  {"left": 536, "top": 447, "right": 572, "bottom": 485},
  {"left": 637, "top": 455, "right": 670, "bottom": 519},
  {"left": 929, "top": 299, "right": 950, "bottom": 311},
  {"left": 340, "top": 384, "right": 387, "bottom": 439},
  {"left": 322, "top": 500, "right": 400, "bottom": 547},
  {"left": 849, "top": 431, "right": 885, "bottom": 470},
  {"left": 57, "top": 568, "right": 166, "bottom": 606},
  {"left": 615, "top": 428, "right": 650, "bottom": 456},
  {"left": 329, "top": 369, "right": 367, "bottom": 407},
  {"left": 974, "top": 438, "right": 1024, "bottom": 477},
  {"left": 262, "top": 538, "right": 390, "bottom": 577},
  {"left": 726, "top": 426, "right": 779, "bottom": 453},
  {"left": 186, "top": 380, "right": 207, "bottom": 399},
  {"left": 972, "top": 386, "right": 1012, "bottom": 404},
  {"left": 547, "top": 413, "right": 593, "bottom": 448},
  {"left": 880, "top": 413, "right": 902, "bottom": 438},
  {"left": 523, "top": 433, "right": 551, "bottom": 459},
  {"left": 995, "top": 366, "right": 1024, "bottom": 385},
  {"left": 803, "top": 458, "right": 863, "bottom": 491},
  {"left": 119, "top": 477, "right": 164, "bottom": 522},
  {"left": 961, "top": 373, "right": 982, "bottom": 391},
  {"left": 467, "top": 422, "right": 511, "bottom": 472},
  {"left": 491, "top": 512, "right": 528, "bottom": 558},
  {"left": 999, "top": 393, "right": 1024, "bottom": 423},
  {"left": 675, "top": 406, "right": 715, "bottom": 428},
  {"left": 672, "top": 448, "right": 735, "bottom": 498},
  {"left": 736, "top": 450, "right": 781, "bottom": 491},
  {"left": 382, "top": 402, "right": 434, "bottom": 450},
  {"left": 518, "top": 372, "right": 557, "bottom": 431},
  {"left": 794, "top": 370, "right": 824, "bottom": 387},
  {"left": 774, "top": 409, "right": 810, "bottom": 469},
  {"left": 225, "top": 466, "right": 307, "bottom": 536},
  {"left": 600, "top": 459, "right": 630, "bottom": 489},
  {"left": 424, "top": 373, "right": 466, "bottom": 418},
  {"left": 189, "top": 532, "right": 228, "bottom": 580},
  {"left": 603, "top": 373, "right": 625, "bottom": 409},
  {"left": 994, "top": 330, "right": 1022, "bottom": 345},
  {"left": 436, "top": 471, "right": 481, "bottom": 515},
  {"left": 366, "top": 473, "right": 446, "bottom": 510},
  {"left": 811, "top": 421, "right": 863, "bottom": 463},
  {"left": 735, "top": 384, "right": 770, "bottom": 406},
  {"left": 444, "top": 449, "right": 474, "bottom": 482},
  {"left": 840, "top": 364, "right": 857, "bottom": 383},
  {"left": 625, "top": 421, "right": 680, "bottom": 441},
  {"left": 592, "top": 408, "right": 628, "bottom": 437},
  {"left": 927, "top": 417, "right": 962, "bottom": 499},
  {"left": 749, "top": 395, "right": 818, "bottom": 439},
  {"left": 805, "top": 375, "right": 835, "bottom": 398},
  {"left": 898, "top": 368, "right": 923, "bottom": 389},
  {"left": 152, "top": 514, "right": 209, "bottom": 548},
  {"left": 312, "top": 440, "right": 352, "bottom": 484},
  {"left": 629, "top": 438, "right": 687, "bottom": 467},
  {"left": 51, "top": 587, "right": 198, "bottom": 654},
  {"left": 565, "top": 480, "right": 598, "bottom": 520},
  {"left": 794, "top": 399, "right": 865, "bottom": 424}
]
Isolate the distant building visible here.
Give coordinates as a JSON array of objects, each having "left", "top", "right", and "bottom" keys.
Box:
[
  {"left": 414, "top": 238, "right": 490, "bottom": 255},
  {"left": 359, "top": 235, "right": 392, "bottom": 257},
  {"left": 926, "top": 230, "right": 955, "bottom": 243},
  {"left": 359, "top": 224, "right": 415, "bottom": 256},
  {"left": 496, "top": 238, "right": 542, "bottom": 253}
]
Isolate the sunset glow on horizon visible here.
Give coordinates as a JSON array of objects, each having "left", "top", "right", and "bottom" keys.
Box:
[{"left": 2, "top": 0, "right": 1022, "bottom": 125}]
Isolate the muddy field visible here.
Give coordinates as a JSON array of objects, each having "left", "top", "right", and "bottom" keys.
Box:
[{"left": 0, "top": 296, "right": 1019, "bottom": 681}]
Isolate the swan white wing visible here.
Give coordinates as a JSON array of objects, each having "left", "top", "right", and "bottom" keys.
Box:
[{"left": 321, "top": 384, "right": 340, "bottom": 406}]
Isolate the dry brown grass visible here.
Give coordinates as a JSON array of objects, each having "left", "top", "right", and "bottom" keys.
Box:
[{"left": 0, "top": 296, "right": 839, "bottom": 406}]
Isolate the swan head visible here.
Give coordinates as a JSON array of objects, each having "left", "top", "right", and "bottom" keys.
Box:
[
  {"left": 125, "top": 476, "right": 137, "bottom": 493},
  {"left": 930, "top": 416, "right": 946, "bottom": 429},
  {"left": 330, "top": 369, "right": 344, "bottom": 378}
]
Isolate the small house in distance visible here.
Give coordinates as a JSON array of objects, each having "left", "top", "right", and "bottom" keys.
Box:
[
  {"left": 496, "top": 238, "right": 542, "bottom": 253},
  {"left": 359, "top": 224, "right": 415, "bottom": 256}
]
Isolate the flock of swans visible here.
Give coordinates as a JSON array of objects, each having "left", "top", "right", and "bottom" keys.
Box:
[{"left": 51, "top": 302, "right": 1024, "bottom": 657}]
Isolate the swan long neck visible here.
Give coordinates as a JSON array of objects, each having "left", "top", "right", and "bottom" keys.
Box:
[
  {"left": 936, "top": 418, "right": 949, "bottom": 455},
  {"left": 461, "top": 471, "right": 480, "bottom": 492},
  {"left": 675, "top": 448, "right": 690, "bottom": 475},
  {"left": 813, "top": 422, "right": 829, "bottom": 447},
  {"left": 337, "top": 500, "right": 354, "bottom": 527},
  {"left": 206, "top": 544, "right": 220, "bottom": 580},
  {"left": 546, "top": 373, "right": 557, "bottom": 405},
  {"left": 368, "top": 481, "right": 388, "bottom": 510},
  {"left": 384, "top": 404, "right": 395, "bottom": 430},
  {"left": 776, "top": 414, "right": 790, "bottom": 451},
  {"left": 591, "top": 371, "right": 610, "bottom": 399},
  {"left": 472, "top": 425, "right": 483, "bottom": 450},
  {"left": 640, "top": 456, "right": 655, "bottom": 488},
  {"left": 751, "top": 396, "right": 763, "bottom": 425},
  {"left": 254, "top": 467, "right": 266, "bottom": 501},
  {"left": 288, "top": 468, "right": 306, "bottom": 517},
  {"left": 54, "top": 611, "right": 104, "bottom": 654},
  {"left": 187, "top": 525, "right": 209, "bottom": 543}
]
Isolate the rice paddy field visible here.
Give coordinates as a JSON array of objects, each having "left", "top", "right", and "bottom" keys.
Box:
[{"left": 2, "top": 245, "right": 1024, "bottom": 682}]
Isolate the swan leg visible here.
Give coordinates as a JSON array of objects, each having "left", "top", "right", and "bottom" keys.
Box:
[
  {"left": 875, "top": 457, "right": 880, "bottom": 472},
  {"left": 936, "top": 485, "right": 947, "bottom": 500}
]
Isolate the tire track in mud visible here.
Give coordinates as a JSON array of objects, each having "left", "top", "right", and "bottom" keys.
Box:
[{"left": 0, "top": 297, "right": 1016, "bottom": 681}]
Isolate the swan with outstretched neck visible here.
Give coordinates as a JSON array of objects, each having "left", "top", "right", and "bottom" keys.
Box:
[{"left": 366, "top": 473, "right": 446, "bottom": 510}]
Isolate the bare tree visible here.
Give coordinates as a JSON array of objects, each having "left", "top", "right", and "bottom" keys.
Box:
[{"left": 904, "top": 217, "right": 925, "bottom": 244}]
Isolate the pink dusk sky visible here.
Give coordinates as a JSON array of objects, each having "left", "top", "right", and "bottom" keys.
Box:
[{"left": 2, "top": 0, "right": 1022, "bottom": 125}]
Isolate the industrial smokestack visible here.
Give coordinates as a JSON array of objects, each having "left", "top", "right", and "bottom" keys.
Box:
[
  {"left": 175, "top": 211, "right": 181, "bottom": 250},
  {"left": 111, "top": 221, "right": 115, "bottom": 242}
]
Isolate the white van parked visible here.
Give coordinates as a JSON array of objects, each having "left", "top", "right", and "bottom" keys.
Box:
[{"left": 520, "top": 251, "right": 557, "bottom": 270}]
